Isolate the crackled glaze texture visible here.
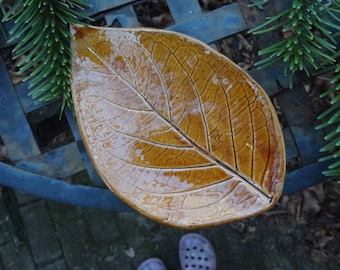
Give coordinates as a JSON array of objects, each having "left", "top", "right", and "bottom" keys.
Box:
[{"left": 70, "top": 25, "right": 286, "bottom": 228}]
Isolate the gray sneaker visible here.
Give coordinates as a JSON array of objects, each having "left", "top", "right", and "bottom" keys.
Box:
[
  {"left": 179, "top": 233, "right": 216, "bottom": 270},
  {"left": 137, "top": 258, "right": 167, "bottom": 270}
]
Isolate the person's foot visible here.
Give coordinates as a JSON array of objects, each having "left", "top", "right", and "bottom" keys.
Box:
[
  {"left": 137, "top": 258, "right": 167, "bottom": 270},
  {"left": 179, "top": 233, "right": 216, "bottom": 270}
]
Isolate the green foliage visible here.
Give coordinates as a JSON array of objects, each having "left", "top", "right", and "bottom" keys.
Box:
[
  {"left": 248, "top": 0, "right": 270, "bottom": 9},
  {"left": 249, "top": 0, "right": 340, "bottom": 178},
  {"left": 1, "top": 0, "right": 91, "bottom": 111},
  {"left": 249, "top": 0, "right": 339, "bottom": 87},
  {"left": 317, "top": 56, "right": 340, "bottom": 177}
]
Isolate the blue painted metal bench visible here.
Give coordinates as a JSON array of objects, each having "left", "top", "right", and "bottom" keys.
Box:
[{"left": 0, "top": 0, "right": 330, "bottom": 212}]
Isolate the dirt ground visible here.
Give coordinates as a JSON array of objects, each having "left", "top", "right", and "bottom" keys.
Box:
[
  {"left": 106, "top": 180, "right": 340, "bottom": 269},
  {"left": 1, "top": 179, "right": 339, "bottom": 269}
]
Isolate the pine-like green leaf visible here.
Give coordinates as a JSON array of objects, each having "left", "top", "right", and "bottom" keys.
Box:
[
  {"left": 328, "top": 159, "right": 340, "bottom": 170},
  {"left": 4, "top": 0, "right": 92, "bottom": 109}
]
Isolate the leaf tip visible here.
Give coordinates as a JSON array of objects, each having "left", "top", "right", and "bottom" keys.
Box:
[{"left": 70, "top": 24, "right": 86, "bottom": 40}]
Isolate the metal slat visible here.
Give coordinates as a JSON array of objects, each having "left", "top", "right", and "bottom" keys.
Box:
[
  {"left": 167, "top": 3, "right": 248, "bottom": 44},
  {"left": 104, "top": 4, "right": 141, "bottom": 27},
  {"left": 65, "top": 108, "right": 106, "bottom": 187},
  {"left": 0, "top": 161, "right": 133, "bottom": 212},
  {"left": 277, "top": 85, "right": 326, "bottom": 166},
  {"left": 84, "top": 0, "right": 139, "bottom": 16},
  {"left": 0, "top": 57, "right": 40, "bottom": 161},
  {"left": 15, "top": 142, "right": 84, "bottom": 179},
  {"left": 167, "top": 0, "right": 202, "bottom": 22}
]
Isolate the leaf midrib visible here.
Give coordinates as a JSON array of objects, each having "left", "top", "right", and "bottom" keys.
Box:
[{"left": 78, "top": 31, "right": 272, "bottom": 201}]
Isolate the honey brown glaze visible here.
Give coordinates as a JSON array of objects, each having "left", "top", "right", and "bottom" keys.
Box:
[{"left": 70, "top": 25, "right": 286, "bottom": 228}]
